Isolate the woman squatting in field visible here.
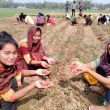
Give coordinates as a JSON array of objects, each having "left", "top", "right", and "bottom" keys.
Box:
[
  {"left": 69, "top": 38, "right": 110, "bottom": 110},
  {"left": 0, "top": 31, "right": 53, "bottom": 110}
]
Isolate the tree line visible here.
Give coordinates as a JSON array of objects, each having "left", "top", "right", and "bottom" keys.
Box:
[{"left": 0, "top": 0, "right": 110, "bottom": 10}]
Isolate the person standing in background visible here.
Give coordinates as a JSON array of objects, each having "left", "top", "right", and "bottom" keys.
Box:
[
  {"left": 72, "top": 1, "right": 76, "bottom": 17},
  {"left": 78, "top": 1, "right": 83, "bottom": 17},
  {"left": 65, "top": 1, "right": 70, "bottom": 16}
]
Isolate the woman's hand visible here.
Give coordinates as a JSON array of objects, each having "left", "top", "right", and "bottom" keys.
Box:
[
  {"left": 41, "top": 61, "right": 50, "bottom": 68},
  {"left": 35, "top": 69, "right": 51, "bottom": 76},
  {"left": 69, "top": 61, "right": 89, "bottom": 75},
  {"left": 73, "top": 65, "right": 90, "bottom": 75},
  {"left": 70, "top": 61, "right": 83, "bottom": 69},
  {"left": 47, "top": 58, "right": 57, "bottom": 65},
  {"left": 69, "top": 61, "right": 82, "bottom": 73},
  {"left": 35, "top": 80, "right": 53, "bottom": 89}
]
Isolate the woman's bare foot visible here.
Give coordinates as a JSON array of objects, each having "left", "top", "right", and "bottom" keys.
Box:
[{"left": 90, "top": 86, "right": 104, "bottom": 96}]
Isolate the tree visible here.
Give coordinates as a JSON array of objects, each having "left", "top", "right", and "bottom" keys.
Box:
[
  {"left": 7, "top": 0, "right": 13, "bottom": 3},
  {"left": 0, "top": 0, "right": 13, "bottom": 3},
  {"left": 83, "top": 0, "right": 93, "bottom": 10}
]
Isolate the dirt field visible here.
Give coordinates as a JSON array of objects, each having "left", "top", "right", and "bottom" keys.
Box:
[{"left": 0, "top": 14, "right": 110, "bottom": 110}]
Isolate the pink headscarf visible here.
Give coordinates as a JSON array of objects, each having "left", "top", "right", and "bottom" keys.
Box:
[{"left": 27, "top": 26, "right": 46, "bottom": 60}]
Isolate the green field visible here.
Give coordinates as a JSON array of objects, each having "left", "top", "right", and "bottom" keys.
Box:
[
  {"left": 0, "top": 8, "right": 64, "bottom": 18},
  {"left": 0, "top": 8, "right": 109, "bottom": 18}
]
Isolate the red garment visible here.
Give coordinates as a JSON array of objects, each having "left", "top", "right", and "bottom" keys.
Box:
[
  {"left": 47, "top": 17, "right": 55, "bottom": 25},
  {"left": 17, "top": 26, "right": 46, "bottom": 70}
]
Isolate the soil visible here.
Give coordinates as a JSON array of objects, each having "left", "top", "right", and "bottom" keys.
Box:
[{"left": 0, "top": 14, "right": 110, "bottom": 110}]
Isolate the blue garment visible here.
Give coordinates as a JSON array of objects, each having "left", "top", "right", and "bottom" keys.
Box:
[
  {"left": 104, "top": 76, "right": 110, "bottom": 103},
  {"left": 65, "top": 2, "right": 70, "bottom": 9},
  {"left": 1, "top": 78, "right": 17, "bottom": 110},
  {"left": 105, "top": 88, "right": 110, "bottom": 103}
]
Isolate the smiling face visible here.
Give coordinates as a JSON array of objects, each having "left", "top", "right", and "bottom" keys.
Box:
[
  {"left": 0, "top": 43, "right": 18, "bottom": 66},
  {"left": 33, "top": 31, "right": 41, "bottom": 44}
]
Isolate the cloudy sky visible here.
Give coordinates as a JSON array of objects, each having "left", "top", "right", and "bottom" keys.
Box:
[{"left": 14, "top": 0, "right": 110, "bottom": 3}]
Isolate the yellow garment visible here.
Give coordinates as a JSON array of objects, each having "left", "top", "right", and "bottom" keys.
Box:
[
  {"left": 84, "top": 72, "right": 98, "bottom": 85},
  {"left": 16, "top": 70, "right": 22, "bottom": 87},
  {"left": 0, "top": 70, "right": 22, "bottom": 102},
  {"left": 1, "top": 89, "right": 15, "bottom": 102},
  {"left": 23, "top": 54, "right": 31, "bottom": 64}
]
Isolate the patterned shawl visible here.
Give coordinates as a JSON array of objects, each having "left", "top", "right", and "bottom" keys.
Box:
[
  {"left": 99, "top": 39, "right": 110, "bottom": 76},
  {"left": 0, "top": 63, "right": 17, "bottom": 94}
]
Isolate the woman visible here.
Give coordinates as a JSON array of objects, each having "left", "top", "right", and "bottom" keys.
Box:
[
  {"left": 69, "top": 39, "right": 110, "bottom": 110},
  {"left": 78, "top": 2, "right": 83, "bottom": 17},
  {"left": 17, "top": 26, "right": 56, "bottom": 71},
  {"left": 16, "top": 12, "right": 35, "bottom": 25},
  {"left": 35, "top": 13, "right": 46, "bottom": 26},
  {"left": 83, "top": 15, "right": 92, "bottom": 26},
  {"left": 46, "top": 15, "right": 56, "bottom": 26},
  {"left": 0, "top": 31, "right": 53, "bottom": 110},
  {"left": 16, "top": 13, "right": 27, "bottom": 23}
]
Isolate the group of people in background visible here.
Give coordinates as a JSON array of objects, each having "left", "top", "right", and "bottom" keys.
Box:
[
  {"left": 65, "top": 0, "right": 83, "bottom": 17},
  {"left": 16, "top": 12, "right": 56, "bottom": 26},
  {"left": 65, "top": 0, "right": 88, "bottom": 27},
  {"left": 1, "top": 10, "right": 57, "bottom": 109},
  {"left": 97, "top": 14, "right": 110, "bottom": 25}
]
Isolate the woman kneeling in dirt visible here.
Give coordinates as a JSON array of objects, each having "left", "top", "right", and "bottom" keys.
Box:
[
  {"left": 0, "top": 31, "right": 53, "bottom": 110},
  {"left": 69, "top": 38, "right": 110, "bottom": 110},
  {"left": 16, "top": 12, "right": 35, "bottom": 25},
  {"left": 17, "top": 26, "right": 56, "bottom": 71},
  {"left": 46, "top": 15, "right": 56, "bottom": 26}
]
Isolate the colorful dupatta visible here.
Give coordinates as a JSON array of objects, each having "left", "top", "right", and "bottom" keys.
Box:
[
  {"left": 0, "top": 63, "right": 17, "bottom": 94},
  {"left": 27, "top": 25, "right": 45, "bottom": 60},
  {"left": 98, "top": 39, "right": 110, "bottom": 76},
  {"left": 17, "top": 26, "right": 46, "bottom": 70}
]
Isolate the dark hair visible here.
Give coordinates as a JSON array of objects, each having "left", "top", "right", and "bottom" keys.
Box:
[
  {"left": 38, "top": 13, "right": 44, "bottom": 16},
  {"left": 73, "top": 1, "right": 75, "bottom": 3},
  {"left": 0, "top": 31, "right": 18, "bottom": 50},
  {"left": 36, "top": 27, "right": 42, "bottom": 35},
  {"left": 47, "top": 15, "right": 50, "bottom": 22},
  {"left": 47, "top": 15, "right": 50, "bottom": 18},
  {"left": 89, "top": 15, "right": 91, "bottom": 17},
  {"left": 83, "top": 14, "right": 87, "bottom": 18},
  {"left": 100, "top": 14, "right": 102, "bottom": 16},
  {"left": 21, "top": 12, "right": 24, "bottom": 15}
]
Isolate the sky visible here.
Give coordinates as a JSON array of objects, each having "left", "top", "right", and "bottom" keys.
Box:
[{"left": 14, "top": 0, "right": 110, "bottom": 3}]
